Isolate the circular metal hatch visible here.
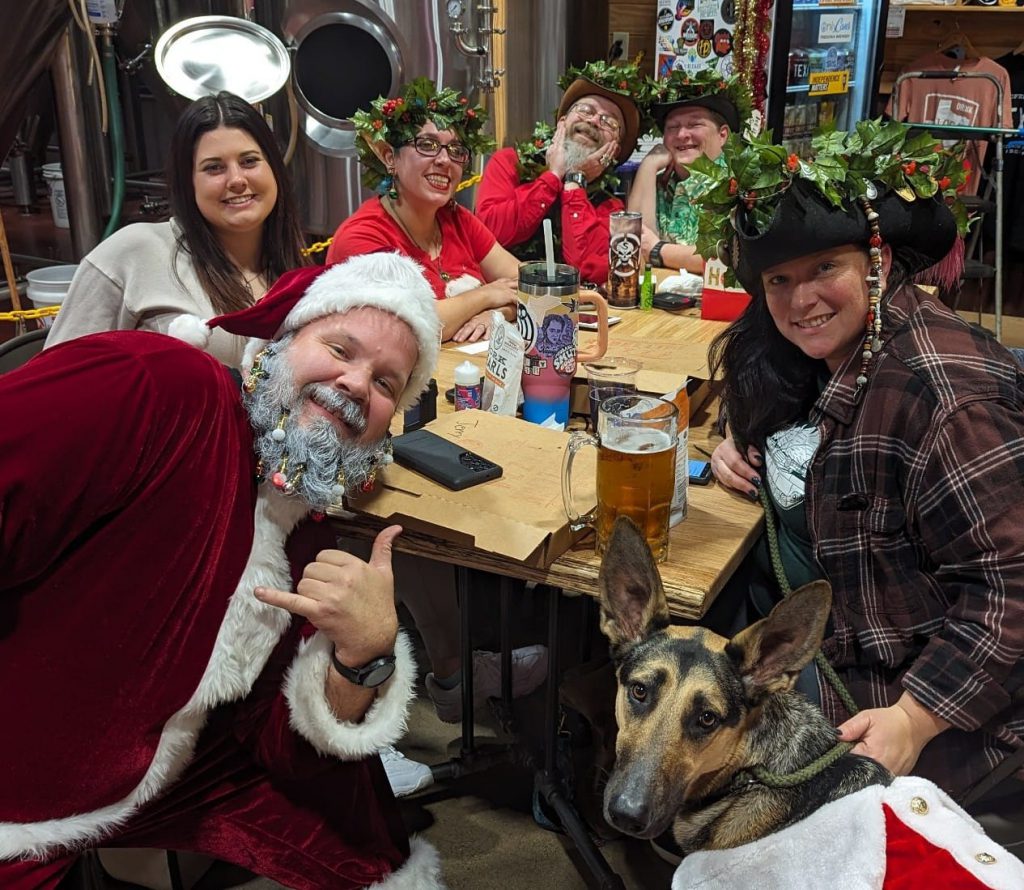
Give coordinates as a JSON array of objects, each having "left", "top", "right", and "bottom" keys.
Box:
[
  {"left": 290, "top": 11, "right": 404, "bottom": 156},
  {"left": 154, "top": 15, "right": 291, "bottom": 103}
]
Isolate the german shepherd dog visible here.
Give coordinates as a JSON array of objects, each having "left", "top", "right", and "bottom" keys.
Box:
[{"left": 597, "top": 516, "right": 891, "bottom": 852}]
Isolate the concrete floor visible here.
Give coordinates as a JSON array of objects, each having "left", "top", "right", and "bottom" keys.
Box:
[{"left": 155, "top": 694, "right": 674, "bottom": 890}]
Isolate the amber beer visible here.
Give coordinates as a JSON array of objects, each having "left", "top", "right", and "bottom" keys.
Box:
[{"left": 595, "top": 427, "right": 676, "bottom": 562}]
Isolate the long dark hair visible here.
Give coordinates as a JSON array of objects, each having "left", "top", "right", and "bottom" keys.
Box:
[
  {"left": 167, "top": 91, "right": 308, "bottom": 315},
  {"left": 708, "top": 255, "right": 911, "bottom": 449}
]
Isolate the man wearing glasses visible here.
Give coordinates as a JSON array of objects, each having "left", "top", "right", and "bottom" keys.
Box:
[{"left": 476, "top": 62, "right": 643, "bottom": 285}]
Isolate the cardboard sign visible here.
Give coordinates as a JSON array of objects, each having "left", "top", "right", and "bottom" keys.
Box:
[
  {"left": 808, "top": 70, "right": 850, "bottom": 96},
  {"left": 350, "top": 411, "right": 594, "bottom": 568}
]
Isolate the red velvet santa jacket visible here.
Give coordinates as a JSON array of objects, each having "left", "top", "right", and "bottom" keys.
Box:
[
  {"left": 0, "top": 333, "right": 417, "bottom": 860},
  {"left": 672, "top": 777, "right": 1024, "bottom": 889}
]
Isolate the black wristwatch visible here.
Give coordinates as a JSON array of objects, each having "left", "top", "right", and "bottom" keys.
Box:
[
  {"left": 331, "top": 650, "right": 397, "bottom": 688},
  {"left": 563, "top": 171, "right": 587, "bottom": 188},
  {"left": 648, "top": 240, "right": 668, "bottom": 268}
]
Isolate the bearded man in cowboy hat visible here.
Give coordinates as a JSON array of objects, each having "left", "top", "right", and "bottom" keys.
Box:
[
  {"left": 0, "top": 253, "right": 445, "bottom": 890},
  {"left": 476, "top": 61, "right": 646, "bottom": 285},
  {"left": 627, "top": 68, "right": 751, "bottom": 274}
]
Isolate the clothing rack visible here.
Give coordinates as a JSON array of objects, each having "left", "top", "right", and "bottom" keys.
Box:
[{"left": 892, "top": 70, "right": 1020, "bottom": 342}]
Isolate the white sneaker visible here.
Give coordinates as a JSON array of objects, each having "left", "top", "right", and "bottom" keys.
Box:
[
  {"left": 379, "top": 745, "right": 433, "bottom": 798},
  {"left": 425, "top": 645, "right": 548, "bottom": 723}
]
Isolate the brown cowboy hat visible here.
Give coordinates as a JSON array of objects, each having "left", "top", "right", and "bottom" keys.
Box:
[{"left": 557, "top": 77, "right": 641, "bottom": 164}]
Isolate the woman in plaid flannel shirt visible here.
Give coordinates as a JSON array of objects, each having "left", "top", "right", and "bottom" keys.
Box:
[{"left": 702, "top": 132, "right": 1024, "bottom": 807}]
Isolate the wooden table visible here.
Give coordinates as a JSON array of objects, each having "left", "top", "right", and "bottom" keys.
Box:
[{"left": 343, "top": 307, "right": 763, "bottom": 620}]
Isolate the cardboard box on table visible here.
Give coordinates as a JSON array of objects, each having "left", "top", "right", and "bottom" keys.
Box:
[
  {"left": 348, "top": 410, "right": 596, "bottom": 569},
  {"left": 569, "top": 332, "right": 718, "bottom": 420}
]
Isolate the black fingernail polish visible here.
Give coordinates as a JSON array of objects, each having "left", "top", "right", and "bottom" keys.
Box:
[
  {"left": 748, "top": 490, "right": 759, "bottom": 502},
  {"left": 752, "top": 477, "right": 761, "bottom": 488}
]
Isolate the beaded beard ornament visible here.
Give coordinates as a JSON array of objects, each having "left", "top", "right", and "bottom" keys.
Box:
[{"left": 246, "top": 346, "right": 394, "bottom": 519}]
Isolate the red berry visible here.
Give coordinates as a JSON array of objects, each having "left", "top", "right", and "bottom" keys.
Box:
[
  {"left": 963, "top": 159, "right": 972, "bottom": 171},
  {"left": 869, "top": 234, "right": 882, "bottom": 247},
  {"left": 939, "top": 176, "right": 951, "bottom": 190},
  {"left": 786, "top": 153, "right": 799, "bottom": 172},
  {"left": 466, "top": 108, "right": 476, "bottom": 118},
  {"left": 728, "top": 178, "right": 738, "bottom": 195}
]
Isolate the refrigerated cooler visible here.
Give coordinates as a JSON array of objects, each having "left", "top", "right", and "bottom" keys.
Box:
[{"left": 767, "top": 0, "right": 889, "bottom": 155}]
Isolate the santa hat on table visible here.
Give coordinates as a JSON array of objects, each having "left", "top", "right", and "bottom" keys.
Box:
[{"left": 170, "top": 252, "right": 441, "bottom": 411}]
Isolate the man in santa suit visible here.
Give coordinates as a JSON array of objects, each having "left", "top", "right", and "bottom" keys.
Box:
[{"left": 0, "top": 252, "right": 445, "bottom": 889}]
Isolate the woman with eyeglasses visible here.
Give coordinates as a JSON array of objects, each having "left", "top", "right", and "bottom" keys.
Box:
[
  {"left": 327, "top": 79, "right": 519, "bottom": 343},
  {"left": 476, "top": 61, "right": 644, "bottom": 286},
  {"left": 627, "top": 71, "right": 749, "bottom": 274}
]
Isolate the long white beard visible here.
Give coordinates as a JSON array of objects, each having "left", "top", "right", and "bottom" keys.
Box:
[
  {"left": 563, "top": 138, "right": 592, "bottom": 174},
  {"left": 244, "top": 337, "right": 384, "bottom": 511}
]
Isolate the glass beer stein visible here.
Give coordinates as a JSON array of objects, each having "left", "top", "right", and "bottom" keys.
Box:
[{"left": 561, "top": 394, "right": 678, "bottom": 562}]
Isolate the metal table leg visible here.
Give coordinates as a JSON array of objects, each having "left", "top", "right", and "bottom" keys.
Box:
[
  {"left": 458, "top": 565, "right": 474, "bottom": 756},
  {"left": 538, "top": 586, "right": 625, "bottom": 890}
]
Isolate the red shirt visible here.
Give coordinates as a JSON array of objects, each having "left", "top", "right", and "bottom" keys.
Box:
[
  {"left": 327, "top": 197, "right": 497, "bottom": 300},
  {"left": 476, "top": 146, "right": 623, "bottom": 284}
]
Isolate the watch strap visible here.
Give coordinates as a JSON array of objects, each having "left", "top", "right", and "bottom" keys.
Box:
[
  {"left": 564, "top": 171, "right": 587, "bottom": 188},
  {"left": 331, "top": 650, "right": 397, "bottom": 688},
  {"left": 649, "top": 240, "right": 668, "bottom": 268}
]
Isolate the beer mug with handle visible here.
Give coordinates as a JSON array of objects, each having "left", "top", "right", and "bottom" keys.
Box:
[
  {"left": 562, "top": 394, "right": 678, "bottom": 562},
  {"left": 518, "top": 262, "right": 608, "bottom": 425}
]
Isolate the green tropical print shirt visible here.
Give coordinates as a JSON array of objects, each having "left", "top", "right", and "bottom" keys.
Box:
[{"left": 655, "top": 155, "right": 726, "bottom": 245}]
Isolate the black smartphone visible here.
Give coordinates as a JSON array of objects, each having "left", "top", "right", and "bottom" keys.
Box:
[
  {"left": 688, "top": 458, "right": 713, "bottom": 485},
  {"left": 391, "top": 429, "right": 503, "bottom": 491},
  {"left": 653, "top": 292, "right": 698, "bottom": 311}
]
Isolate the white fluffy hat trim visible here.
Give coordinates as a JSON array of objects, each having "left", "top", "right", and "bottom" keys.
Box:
[{"left": 284, "top": 253, "right": 441, "bottom": 411}]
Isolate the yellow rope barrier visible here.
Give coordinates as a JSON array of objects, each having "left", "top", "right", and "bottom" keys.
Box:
[
  {"left": 300, "top": 174, "right": 483, "bottom": 257},
  {"left": 0, "top": 306, "right": 59, "bottom": 323}
]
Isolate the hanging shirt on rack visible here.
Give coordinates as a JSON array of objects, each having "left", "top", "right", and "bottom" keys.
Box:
[
  {"left": 887, "top": 53, "right": 1013, "bottom": 195},
  {"left": 994, "top": 52, "right": 1024, "bottom": 255}
]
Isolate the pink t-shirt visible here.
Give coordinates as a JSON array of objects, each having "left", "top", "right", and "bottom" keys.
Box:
[
  {"left": 327, "top": 198, "right": 497, "bottom": 300},
  {"left": 888, "top": 54, "right": 1013, "bottom": 195}
]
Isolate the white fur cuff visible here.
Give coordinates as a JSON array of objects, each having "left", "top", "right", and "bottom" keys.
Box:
[
  {"left": 368, "top": 837, "right": 446, "bottom": 889},
  {"left": 283, "top": 628, "right": 416, "bottom": 759}
]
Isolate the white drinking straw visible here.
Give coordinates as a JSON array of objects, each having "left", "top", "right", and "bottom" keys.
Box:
[{"left": 543, "top": 218, "right": 555, "bottom": 279}]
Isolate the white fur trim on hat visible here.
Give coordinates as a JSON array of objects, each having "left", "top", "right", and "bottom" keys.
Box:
[
  {"left": 287, "top": 253, "right": 442, "bottom": 412},
  {"left": 168, "top": 313, "right": 213, "bottom": 351}
]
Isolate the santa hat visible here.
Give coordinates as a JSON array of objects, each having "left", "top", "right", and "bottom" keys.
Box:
[{"left": 170, "top": 252, "right": 441, "bottom": 411}]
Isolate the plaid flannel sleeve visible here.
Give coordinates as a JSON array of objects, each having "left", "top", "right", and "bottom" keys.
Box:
[{"left": 903, "top": 397, "right": 1024, "bottom": 731}]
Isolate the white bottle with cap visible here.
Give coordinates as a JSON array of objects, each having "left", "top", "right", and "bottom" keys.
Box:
[{"left": 454, "top": 360, "right": 483, "bottom": 411}]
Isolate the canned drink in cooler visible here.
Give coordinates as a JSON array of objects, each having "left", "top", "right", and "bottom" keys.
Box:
[{"left": 788, "top": 48, "right": 809, "bottom": 85}]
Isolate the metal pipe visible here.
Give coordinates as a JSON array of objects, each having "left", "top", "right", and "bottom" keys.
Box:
[
  {"left": 50, "top": 28, "right": 101, "bottom": 257},
  {"left": 101, "top": 32, "right": 126, "bottom": 239}
]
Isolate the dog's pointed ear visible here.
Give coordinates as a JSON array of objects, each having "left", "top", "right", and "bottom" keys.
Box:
[
  {"left": 598, "top": 517, "right": 670, "bottom": 654},
  {"left": 725, "top": 581, "right": 832, "bottom": 700}
]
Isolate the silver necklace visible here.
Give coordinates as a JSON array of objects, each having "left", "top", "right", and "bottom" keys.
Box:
[{"left": 385, "top": 197, "right": 449, "bottom": 282}]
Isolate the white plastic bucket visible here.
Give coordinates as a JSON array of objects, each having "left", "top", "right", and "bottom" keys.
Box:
[
  {"left": 26, "top": 264, "right": 78, "bottom": 328},
  {"left": 41, "top": 162, "right": 69, "bottom": 229}
]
